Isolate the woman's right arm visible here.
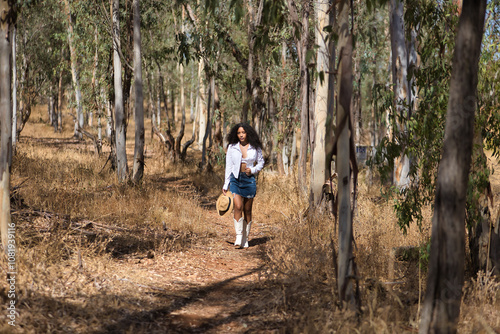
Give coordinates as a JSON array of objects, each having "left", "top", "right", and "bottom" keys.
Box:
[{"left": 223, "top": 145, "right": 233, "bottom": 191}]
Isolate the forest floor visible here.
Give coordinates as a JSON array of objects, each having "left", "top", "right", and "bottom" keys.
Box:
[
  {"left": 2, "top": 108, "right": 500, "bottom": 333},
  {"left": 0, "top": 111, "right": 292, "bottom": 333}
]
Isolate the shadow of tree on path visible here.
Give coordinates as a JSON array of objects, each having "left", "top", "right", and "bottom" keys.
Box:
[{"left": 88, "top": 264, "right": 284, "bottom": 333}]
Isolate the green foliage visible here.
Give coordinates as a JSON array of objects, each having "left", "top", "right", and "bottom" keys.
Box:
[
  {"left": 371, "top": 0, "right": 458, "bottom": 232},
  {"left": 370, "top": 0, "right": 500, "bottom": 235},
  {"left": 16, "top": 0, "right": 68, "bottom": 104},
  {"left": 366, "top": 0, "right": 390, "bottom": 14},
  {"left": 353, "top": 1, "right": 391, "bottom": 136},
  {"left": 480, "top": 2, "right": 500, "bottom": 158}
]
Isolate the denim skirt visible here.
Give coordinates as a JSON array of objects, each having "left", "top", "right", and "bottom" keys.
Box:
[{"left": 229, "top": 172, "right": 257, "bottom": 199}]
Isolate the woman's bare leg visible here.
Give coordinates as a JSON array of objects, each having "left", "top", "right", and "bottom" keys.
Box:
[
  {"left": 233, "top": 194, "right": 243, "bottom": 221},
  {"left": 243, "top": 198, "right": 253, "bottom": 222}
]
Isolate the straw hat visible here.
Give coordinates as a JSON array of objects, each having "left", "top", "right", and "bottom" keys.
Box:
[{"left": 216, "top": 191, "right": 234, "bottom": 217}]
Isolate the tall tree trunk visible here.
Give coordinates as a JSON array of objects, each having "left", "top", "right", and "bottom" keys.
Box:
[
  {"left": 353, "top": 62, "right": 362, "bottom": 145},
  {"left": 491, "top": 208, "right": 500, "bottom": 277},
  {"left": 171, "top": 87, "right": 175, "bottom": 126},
  {"left": 98, "top": 113, "right": 102, "bottom": 142},
  {"left": 159, "top": 70, "right": 172, "bottom": 133},
  {"left": 190, "top": 70, "right": 194, "bottom": 121},
  {"left": 11, "top": 25, "right": 16, "bottom": 153},
  {"left": 48, "top": 93, "right": 52, "bottom": 125},
  {"left": 467, "top": 130, "right": 495, "bottom": 275},
  {"left": 49, "top": 90, "right": 57, "bottom": 131},
  {"left": 16, "top": 30, "right": 30, "bottom": 139},
  {"left": 132, "top": 0, "right": 144, "bottom": 183},
  {"left": 112, "top": 0, "right": 128, "bottom": 182},
  {"left": 122, "top": 0, "right": 134, "bottom": 135},
  {"left": 265, "top": 67, "right": 276, "bottom": 164},
  {"left": 242, "top": 0, "right": 254, "bottom": 124},
  {"left": 105, "top": 90, "right": 112, "bottom": 140},
  {"left": 310, "top": 0, "right": 330, "bottom": 205},
  {"left": 146, "top": 68, "right": 154, "bottom": 119},
  {"left": 63, "top": 0, "right": 83, "bottom": 139},
  {"left": 368, "top": 54, "right": 378, "bottom": 185},
  {"left": 290, "top": 129, "right": 297, "bottom": 170},
  {"left": 242, "top": 48, "right": 251, "bottom": 124},
  {"left": 325, "top": 1, "right": 336, "bottom": 184},
  {"left": 201, "top": 76, "right": 213, "bottom": 170},
  {"left": 336, "top": 0, "right": 355, "bottom": 308},
  {"left": 181, "top": 65, "right": 197, "bottom": 160},
  {"left": 90, "top": 26, "right": 99, "bottom": 128},
  {"left": 249, "top": 0, "right": 264, "bottom": 132},
  {"left": 213, "top": 82, "right": 222, "bottom": 149},
  {"left": 156, "top": 65, "right": 161, "bottom": 128},
  {"left": 197, "top": 58, "right": 207, "bottom": 147},
  {"left": 190, "top": 92, "right": 194, "bottom": 122},
  {"left": 390, "top": 0, "right": 410, "bottom": 187},
  {"left": 419, "top": 1, "right": 486, "bottom": 332},
  {"left": 155, "top": 65, "right": 175, "bottom": 156},
  {"left": 0, "top": 1, "right": 15, "bottom": 255},
  {"left": 175, "top": 8, "right": 186, "bottom": 160},
  {"left": 276, "top": 41, "right": 287, "bottom": 176},
  {"left": 286, "top": 0, "right": 311, "bottom": 193},
  {"left": 58, "top": 66, "right": 64, "bottom": 132}
]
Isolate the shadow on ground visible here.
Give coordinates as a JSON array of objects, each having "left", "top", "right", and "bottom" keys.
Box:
[{"left": 13, "top": 266, "right": 285, "bottom": 334}]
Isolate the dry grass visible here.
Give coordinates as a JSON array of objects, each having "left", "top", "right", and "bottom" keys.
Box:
[{"left": 0, "top": 106, "right": 499, "bottom": 333}]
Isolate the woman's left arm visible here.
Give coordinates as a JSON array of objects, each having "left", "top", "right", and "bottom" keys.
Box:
[{"left": 250, "top": 148, "right": 265, "bottom": 174}]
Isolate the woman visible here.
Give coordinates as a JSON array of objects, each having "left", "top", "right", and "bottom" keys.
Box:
[{"left": 223, "top": 123, "right": 265, "bottom": 248}]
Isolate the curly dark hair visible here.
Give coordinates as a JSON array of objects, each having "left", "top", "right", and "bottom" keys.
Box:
[{"left": 226, "top": 123, "right": 263, "bottom": 150}]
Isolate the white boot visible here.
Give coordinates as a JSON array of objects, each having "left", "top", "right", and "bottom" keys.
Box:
[
  {"left": 234, "top": 217, "right": 244, "bottom": 247},
  {"left": 242, "top": 221, "right": 252, "bottom": 248}
]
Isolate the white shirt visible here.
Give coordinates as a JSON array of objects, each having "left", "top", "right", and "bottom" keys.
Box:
[{"left": 223, "top": 143, "right": 265, "bottom": 190}]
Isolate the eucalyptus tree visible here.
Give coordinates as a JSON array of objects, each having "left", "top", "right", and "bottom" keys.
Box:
[
  {"left": 286, "top": 0, "right": 313, "bottom": 193},
  {"left": 63, "top": 0, "right": 84, "bottom": 139},
  {"left": 174, "top": 7, "right": 188, "bottom": 161},
  {"left": 354, "top": 2, "right": 390, "bottom": 178},
  {"left": 389, "top": 0, "right": 411, "bottom": 187},
  {"left": 335, "top": 0, "right": 357, "bottom": 308},
  {"left": 0, "top": 0, "right": 17, "bottom": 255},
  {"left": 112, "top": 0, "right": 128, "bottom": 181},
  {"left": 15, "top": 0, "right": 68, "bottom": 138},
  {"left": 470, "top": 0, "right": 500, "bottom": 275},
  {"left": 12, "top": 25, "right": 17, "bottom": 152},
  {"left": 310, "top": 0, "right": 332, "bottom": 205},
  {"left": 122, "top": 0, "right": 135, "bottom": 126},
  {"left": 371, "top": 0, "right": 461, "bottom": 233},
  {"left": 182, "top": 2, "right": 209, "bottom": 148},
  {"left": 419, "top": 0, "right": 487, "bottom": 332},
  {"left": 242, "top": 0, "right": 264, "bottom": 128},
  {"left": 196, "top": 54, "right": 207, "bottom": 148},
  {"left": 132, "top": 0, "right": 144, "bottom": 183},
  {"left": 142, "top": 1, "right": 196, "bottom": 161},
  {"left": 368, "top": 0, "right": 500, "bottom": 281},
  {"left": 198, "top": 0, "right": 284, "bottom": 143},
  {"left": 185, "top": 1, "right": 237, "bottom": 158},
  {"left": 158, "top": 4, "right": 192, "bottom": 162}
]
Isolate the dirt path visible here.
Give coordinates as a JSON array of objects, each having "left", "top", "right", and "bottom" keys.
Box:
[
  {"left": 90, "top": 202, "right": 280, "bottom": 334},
  {"left": 106, "top": 210, "right": 270, "bottom": 333}
]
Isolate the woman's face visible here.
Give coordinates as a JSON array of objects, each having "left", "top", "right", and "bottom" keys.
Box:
[{"left": 237, "top": 127, "right": 247, "bottom": 143}]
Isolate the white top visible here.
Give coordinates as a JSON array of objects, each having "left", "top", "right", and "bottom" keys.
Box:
[{"left": 223, "top": 143, "right": 265, "bottom": 191}]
